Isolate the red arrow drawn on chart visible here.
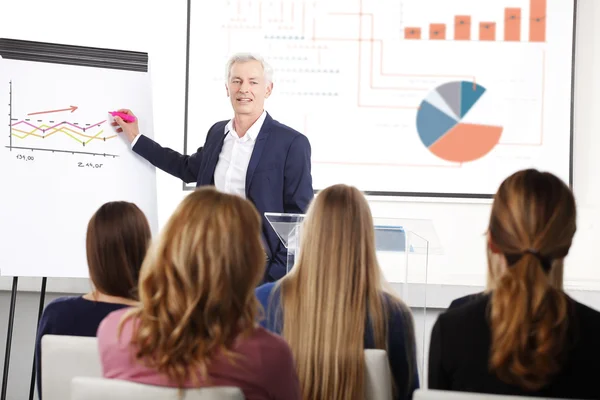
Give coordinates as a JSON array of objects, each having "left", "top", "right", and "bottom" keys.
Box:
[{"left": 27, "top": 106, "right": 78, "bottom": 116}]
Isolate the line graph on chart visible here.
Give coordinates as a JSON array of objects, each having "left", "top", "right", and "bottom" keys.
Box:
[{"left": 6, "top": 81, "right": 119, "bottom": 157}]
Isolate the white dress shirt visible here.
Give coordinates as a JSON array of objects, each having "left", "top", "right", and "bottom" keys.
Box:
[{"left": 214, "top": 110, "right": 267, "bottom": 198}]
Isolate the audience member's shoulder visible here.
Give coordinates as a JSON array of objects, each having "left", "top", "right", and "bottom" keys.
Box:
[
  {"left": 252, "top": 326, "right": 291, "bottom": 355},
  {"left": 96, "top": 309, "right": 138, "bottom": 361},
  {"left": 379, "top": 292, "right": 412, "bottom": 336},
  {"left": 43, "top": 295, "right": 88, "bottom": 314},
  {"left": 248, "top": 328, "right": 297, "bottom": 387},
  {"left": 97, "top": 308, "right": 130, "bottom": 336},
  {"left": 571, "top": 297, "right": 600, "bottom": 327},
  {"left": 440, "top": 293, "right": 490, "bottom": 323},
  {"left": 448, "top": 292, "right": 485, "bottom": 309},
  {"left": 255, "top": 282, "right": 277, "bottom": 298},
  {"left": 96, "top": 308, "right": 135, "bottom": 350},
  {"left": 381, "top": 291, "right": 407, "bottom": 315}
]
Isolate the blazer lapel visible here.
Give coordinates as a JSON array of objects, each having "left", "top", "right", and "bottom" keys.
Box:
[
  {"left": 245, "top": 114, "right": 273, "bottom": 196},
  {"left": 201, "top": 129, "right": 227, "bottom": 186}
]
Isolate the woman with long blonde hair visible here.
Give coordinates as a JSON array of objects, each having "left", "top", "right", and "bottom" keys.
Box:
[
  {"left": 428, "top": 169, "right": 600, "bottom": 399},
  {"left": 97, "top": 187, "right": 300, "bottom": 400},
  {"left": 255, "top": 184, "right": 419, "bottom": 400}
]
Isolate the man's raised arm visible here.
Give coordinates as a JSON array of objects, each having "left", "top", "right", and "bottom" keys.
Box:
[{"left": 112, "top": 108, "right": 204, "bottom": 184}]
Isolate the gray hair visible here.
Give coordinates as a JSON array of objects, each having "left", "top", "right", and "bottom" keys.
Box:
[{"left": 225, "top": 52, "right": 273, "bottom": 84}]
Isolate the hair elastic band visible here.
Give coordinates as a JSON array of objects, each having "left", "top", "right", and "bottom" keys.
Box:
[{"left": 506, "top": 248, "right": 553, "bottom": 273}]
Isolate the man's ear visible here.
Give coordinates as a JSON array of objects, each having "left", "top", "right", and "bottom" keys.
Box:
[
  {"left": 225, "top": 84, "right": 230, "bottom": 97},
  {"left": 265, "top": 82, "right": 273, "bottom": 98}
]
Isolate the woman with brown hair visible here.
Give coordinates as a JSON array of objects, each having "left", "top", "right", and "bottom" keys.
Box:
[
  {"left": 255, "top": 184, "right": 419, "bottom": 400},
  {"left": 97, "top": 187, "right": 300, "bottom": 400},
  {"left": 35, "top": 201, "right": 151, "bottom": 398},
  {"left": 428, "top": 169, "right": 600, "bottom": 399}
]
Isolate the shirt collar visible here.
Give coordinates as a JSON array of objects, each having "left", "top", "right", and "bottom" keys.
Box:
[{"left": 224, "top": 110, "right": 267, "bottom": 141}]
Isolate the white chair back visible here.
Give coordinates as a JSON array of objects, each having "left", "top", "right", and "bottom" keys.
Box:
[
  {"left": 71, "top": 377, "right": 245, "bottom": 400},
  {"left": 364, "top": 349, "right": 393, "bottom": 400},
  {"left": 41, "top": 335, "right": 102, "bottom": 400}
]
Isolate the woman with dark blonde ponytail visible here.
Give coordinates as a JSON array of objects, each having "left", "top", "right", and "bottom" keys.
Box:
[{"left": 428, "top": 169, "right": 600, "bottom": 399}]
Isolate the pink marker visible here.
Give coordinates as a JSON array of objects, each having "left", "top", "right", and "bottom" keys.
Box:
[{"left": 109, "top": 111, "right": 136, "bottom": 123}]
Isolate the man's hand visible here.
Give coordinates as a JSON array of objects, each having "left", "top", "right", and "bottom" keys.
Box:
[{"left": 111, "top": 109, "right": 140, "bottom": 144}]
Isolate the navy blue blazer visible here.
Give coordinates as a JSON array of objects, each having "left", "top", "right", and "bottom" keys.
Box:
[{"left": 133, "top": 112, "right": 313, "bottom": 282}]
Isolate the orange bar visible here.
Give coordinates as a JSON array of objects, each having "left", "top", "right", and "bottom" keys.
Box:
[
  {"left": 429, "top": 24, "right": 446, "bottom": 40},
  {"left": 404, "top": 27, "right": 421, "bottom": 39},
  {"left": 479, "top": 22, "right": 496, "bottom": 41},
  {"left": 530, "top": 0, "right": 546, "bottom": 42},
  {"left": 454, "top": 16, "right": 471, "bottom": 40},
  {"left": 504, "top": 8, "right": 521, "bottom": 41}
]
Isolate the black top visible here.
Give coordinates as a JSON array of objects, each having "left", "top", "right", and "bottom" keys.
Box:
[
  {"left": 448, "top": 292, "right": 484, "bottom": 309},
  {"left": 429, "top": 294, "right": 600, "bottom": 399},
  {"left": 35, "top": 296, "right": 130, "bottom": 398}
]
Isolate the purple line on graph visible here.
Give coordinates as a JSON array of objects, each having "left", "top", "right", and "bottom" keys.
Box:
[
  {"left": 11, "top": 121, "right": 43, "bottom": 133},
  {"left": 11, "top": 120, "right": 107, "bottom": 132}
]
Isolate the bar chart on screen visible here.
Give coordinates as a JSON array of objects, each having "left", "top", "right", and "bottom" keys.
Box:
[{"left": 402, "top": 0, "right": 547, "bottom": 42}]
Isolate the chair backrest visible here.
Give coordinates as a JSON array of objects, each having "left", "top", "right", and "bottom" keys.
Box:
[
  {"left": 413, "top": 389, "right": 570, "bottom": 400},
  {"left": 71, "top": 377, "right": 245, "bottom": 400},
  {"left": 364, "top": 349, "right": 393, "bottom": 400},
  {"left": 42, "top": 334, "right": 102, "bottom": 400}
]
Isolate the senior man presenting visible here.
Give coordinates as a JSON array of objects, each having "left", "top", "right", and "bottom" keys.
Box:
[{"left": 112, "top": 53, "right": 313, "bottom": 282}]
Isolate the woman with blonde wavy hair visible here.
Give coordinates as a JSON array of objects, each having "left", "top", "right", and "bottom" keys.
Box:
[
  {"left": 255, "top": 184, "right": 419, "bottom": 400},
  {"left": 97, "top": 187, "right": 300, "bottom": 400},
  {"left": 428, "top": 169, "right": 600, "bottom": 399}
]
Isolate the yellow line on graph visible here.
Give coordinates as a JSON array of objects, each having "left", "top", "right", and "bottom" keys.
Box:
[
  {"left": 59, "top": 131, "right": 84, "bottom": 144},
  {"left": 12, "top": 127, "right": 81, "bottom": 144},
  {"left": 85, "top": 130, "right": 104, "bottom": 144},
  {"left": 43, "top": 125, "right": 105, "bottom": 140},
  {"left": 47, "top": 126, "right": 103, "bottom": 140},
  {"left": 11, "top": 127, "right": 117, "bottom": 144},
  {"left": 11, "top": 128, "right": 43, "bottom": 138}
]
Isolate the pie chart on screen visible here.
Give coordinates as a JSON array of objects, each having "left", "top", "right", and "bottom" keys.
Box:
[{"left": 416, "top": 81, "right": 503, "bottom": 163}]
